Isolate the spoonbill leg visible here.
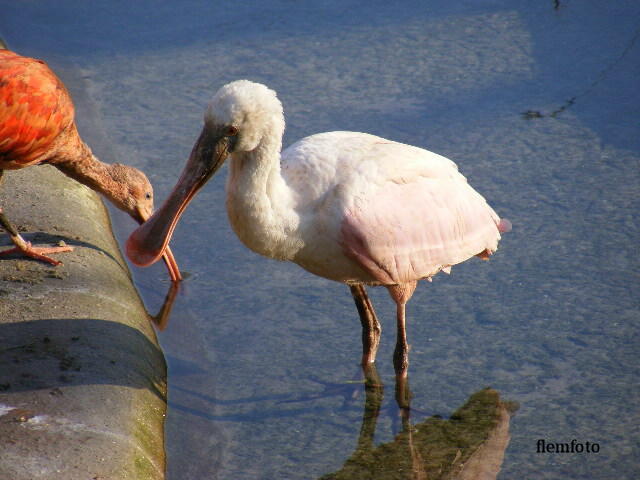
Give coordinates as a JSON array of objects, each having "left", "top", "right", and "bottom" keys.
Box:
[
  {"left": 350, "top": 284, "right": 382, "bottom": 366},
  {"left": 388, "top": 281, "right": 418, "bottom": 375}
]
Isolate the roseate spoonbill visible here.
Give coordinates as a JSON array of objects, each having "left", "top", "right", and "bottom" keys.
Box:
[
  {"left": 0, "top": 49, "right": 180, "bottom": 281},
  {"left": 127, "top": 80, "right": 509, "bottom": 370}
]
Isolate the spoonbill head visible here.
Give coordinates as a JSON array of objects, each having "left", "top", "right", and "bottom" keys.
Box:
[
  {"left": 126, "top": 80, "right": 284, "bottom": 266},
  {"left": 127, "top": 80, "right": 510, "bottom": 372}
]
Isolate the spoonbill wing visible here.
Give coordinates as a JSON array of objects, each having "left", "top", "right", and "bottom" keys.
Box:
[{"left": 337, "top": 141, "right": 503, "bottom": 285}]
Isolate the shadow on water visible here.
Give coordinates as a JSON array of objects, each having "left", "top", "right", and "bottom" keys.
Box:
[
  {"left": 0, "top": 318, "right": 167, "bottom": 401},
  {"left": 167, "top": 381, "right": 343, "bottom": 423}
]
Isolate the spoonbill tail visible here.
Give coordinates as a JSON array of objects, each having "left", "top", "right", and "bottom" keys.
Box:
[
  {"left": 0, "top": 50, "right": 181, "bottom": 281},
  {"left": 127, "top": 80, "right": 509, "bottom": 370}
]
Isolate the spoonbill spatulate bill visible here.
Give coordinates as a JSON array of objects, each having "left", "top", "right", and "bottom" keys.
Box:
[
  {"left": 127, "top": 80, "right": 510, "bottom": 371},
  {"left": 0, "top": 49, "right": 181, "bottom": 281}
]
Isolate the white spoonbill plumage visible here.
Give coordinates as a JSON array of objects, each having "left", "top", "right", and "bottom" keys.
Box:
[{"left": 126, "top": 80, "right": 510, "bottom": 372}]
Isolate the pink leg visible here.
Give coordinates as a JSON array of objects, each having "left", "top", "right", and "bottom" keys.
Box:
[
  {"left": 387, "top": 281, "right": 417, "bottom": 375},
  {"left": 349, "top": 284, "right": 382, "bottom": 366},
  {"left": 0, "top": 208, "right": 73, "bottom": 266}
]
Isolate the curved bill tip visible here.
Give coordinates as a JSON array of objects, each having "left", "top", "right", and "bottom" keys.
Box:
[
  {"left": 126, "top": 225, "right": 182, "bottom": 282},
  {"left": 126, "top": 222, "right": 165, "bottom": 268},
  {"left": 162, "top": 245, "right": 182, "bottom": 282}
]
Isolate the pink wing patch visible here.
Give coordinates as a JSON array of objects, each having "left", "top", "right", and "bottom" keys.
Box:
[{"left": 340, "top": 179, "right": 503, "bottom": 285}]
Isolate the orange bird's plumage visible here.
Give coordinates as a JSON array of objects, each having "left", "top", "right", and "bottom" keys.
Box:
[{"left": 0, "top": 50, "right": 74, "bottom": 168}]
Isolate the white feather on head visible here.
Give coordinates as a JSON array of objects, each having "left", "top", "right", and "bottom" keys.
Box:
[{"left": 205, "top": 80, "right": 285, "bottom": 152}]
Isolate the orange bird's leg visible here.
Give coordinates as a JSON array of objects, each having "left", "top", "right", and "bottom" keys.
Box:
[
  {"left": 0, "top": 208, "right": 74, "bottom": 266},
  {"left": 0, "top": 172, "right": 73, "bottom": 266}
]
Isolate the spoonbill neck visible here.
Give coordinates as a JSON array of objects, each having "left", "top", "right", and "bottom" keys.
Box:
[{"left": 226, "top": 131, "right": 300, "bottom": 261}]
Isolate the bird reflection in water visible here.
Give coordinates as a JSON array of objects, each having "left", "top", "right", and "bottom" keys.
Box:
[
  {"left": 143, "top": 280, "right": 181, "bottom": 331},
  {"left": 321, "top": 366, "right": 517, "bottom": 480}
]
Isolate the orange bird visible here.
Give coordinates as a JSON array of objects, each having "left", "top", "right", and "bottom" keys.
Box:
[{"left": 0, "top": 49, "right": 181, "bottom": 281}]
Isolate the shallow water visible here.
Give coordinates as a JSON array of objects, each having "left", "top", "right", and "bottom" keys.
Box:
[{"left": 2, "top": 1, "right": 639, "bottom": 478}]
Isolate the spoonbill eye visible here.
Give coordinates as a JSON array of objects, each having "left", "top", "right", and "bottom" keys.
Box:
[{"left": 225, "top": 125, "right": 239, "bottom": 137}]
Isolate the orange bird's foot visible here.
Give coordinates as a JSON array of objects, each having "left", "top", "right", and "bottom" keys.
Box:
[{"left": 0, "top": 242, "right": 74, "bottom": 266}]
